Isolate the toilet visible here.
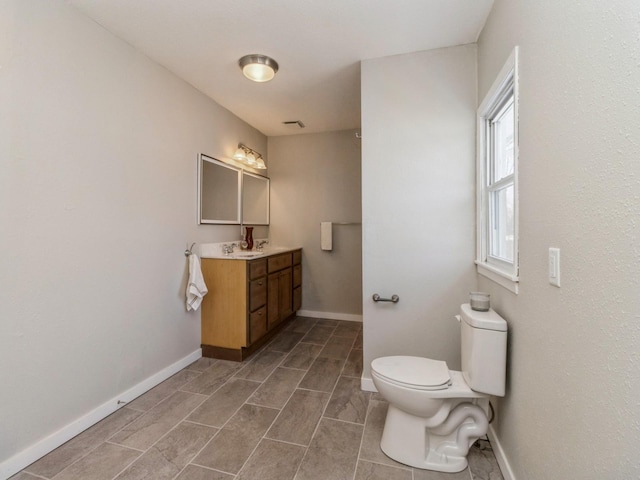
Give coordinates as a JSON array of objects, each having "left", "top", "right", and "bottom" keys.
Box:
[{"left": 371, "top": 303, "right": 507, "bottom": 473}]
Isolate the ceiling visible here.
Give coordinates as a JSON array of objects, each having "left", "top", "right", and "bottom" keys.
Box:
[{"left": 68, "top": 0, "right": 494, "bottom": 137}]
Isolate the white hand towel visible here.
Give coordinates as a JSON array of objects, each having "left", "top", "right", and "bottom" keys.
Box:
[
  {"left": 186, "top": 254, "right": 208, "bottom": 311},
  {"left": 321, "top": 222, "right": 333, "bottom": 251}
]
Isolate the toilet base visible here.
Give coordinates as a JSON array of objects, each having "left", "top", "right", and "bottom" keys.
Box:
[{"left": 380, "top": 401, "right": 488, "bottom": 473}]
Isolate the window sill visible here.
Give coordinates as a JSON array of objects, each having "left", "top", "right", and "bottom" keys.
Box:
[{"left": 475, "top": 261, "right": 519, "bottom": 294}]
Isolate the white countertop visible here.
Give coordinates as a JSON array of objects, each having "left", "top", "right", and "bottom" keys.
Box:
[{"left": 199, "top": 243, "right": 300, "bottom": 260}]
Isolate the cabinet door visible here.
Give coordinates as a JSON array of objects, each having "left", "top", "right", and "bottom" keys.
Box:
[
  {"left": 293, "top": 286, "right": 302, "bottom": 312},
  {"left": 292, "top": 256, "right": 302, "bottom": 312},
  {"left": 249, "top": 306, "right": 267, "bottom": 344},
  {"left": 279, "top": 268, "right": 293, "bottom": 320},
  {"left": 249, "top": 277, "right": 267, "bottom": 312},
  {"left": 267, "top": 272, "right": 280, "bottom": 328},
  {"left": 293, "top": 264, "right": 301, "bottom": 288}
]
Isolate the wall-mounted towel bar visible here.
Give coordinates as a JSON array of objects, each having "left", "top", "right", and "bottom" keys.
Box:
[
  {"left": 185, "top": 243, "right": 196, "bottom": 257},
  {"left": 372, "top": 293, "right": 400, "bottom": 303},
  {"left": 322, "top": 222, "right": 362, "bottom": 225}
]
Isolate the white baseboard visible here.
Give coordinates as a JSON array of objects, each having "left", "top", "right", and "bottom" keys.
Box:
[
  {"left": 361, "top": 376, "right": 377, "bottom": 392},
  {"left": 487, "top": 424, "right": 516, "bottom": 480},
  {"left": 0, "top": 348, "right": 202, "bottom": 480},
  {"left": 297, "top": 309, "right": 362, "bottom": 322}
]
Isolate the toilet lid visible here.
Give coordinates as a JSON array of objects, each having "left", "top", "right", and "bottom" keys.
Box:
[{"left": 371, "top": 356, "right": 451, "bottom": 390}]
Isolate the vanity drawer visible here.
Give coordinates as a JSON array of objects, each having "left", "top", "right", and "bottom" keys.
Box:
[
  {"left": 293, "top": 250, "right": 302, "bottom": 265},
  {"left": 249, "top": 259, "right": 267, "bottom": 279},
  {"left": 249, "top": 306, "right": 267, "bottom": 344},
  {"left": 249, "top": 278, "right": 267, "bottom": 311},
  {"left": 268, "top": 253, "right": 292, "bottom": 273}
]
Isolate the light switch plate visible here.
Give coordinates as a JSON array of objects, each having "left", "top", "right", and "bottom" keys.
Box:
[{"left": 549, "top": 247, "right": 561, "bottom": 287}]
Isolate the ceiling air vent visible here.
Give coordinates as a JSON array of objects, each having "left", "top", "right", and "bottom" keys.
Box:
[{"left": 282, "top": 120, "right": 306, "bottom": 129}]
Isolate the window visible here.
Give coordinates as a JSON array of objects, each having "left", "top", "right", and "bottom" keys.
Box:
[{"left": 476, "top": 47, "right": 519, "bottom": 293}]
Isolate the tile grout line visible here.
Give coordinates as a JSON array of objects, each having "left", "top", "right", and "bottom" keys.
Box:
[
  {"left": 351, "top": 378, "right": 371, "bottom": 480},
  {"left": 276, "top": 365, "right": 307, "bottom": 372},
  {"left": 103, "top": 441, "right": 145, "bottom": 453},
  {"left": 288, "top": 349, "right": 346, "bottom": 480},
  {"left": 358, "top": 400, "right": 432, "bottom": 478},
  {"left": 279, "top": 324, "right": 342, "bottom": 480},
  {"left": 16, "top": 472, "right": 49, "bottom": 480},
  {"left": 170, "top": 463, "right": 236, "bottom": 480},
  {"left": 108, "top": 449, "right": 145, "bottom": 480},
  {"left": 124, "top": 368, "right": 206, "bottom": 413},
  {"left": 234, "top": 328, "right": 317, "bottom": 480},
  {"left": 24, "top": 404, "right": 147, "bottom": 480},
  {"left": 106, "top": 362, "right": 242, "bottom": 480},
  {"left": 107, "top": 388, "right": 214, "bottom": 480},
  {"left": 188, "top": 459, "right": 238, "bottom": 477},
  {"left": 176, "top": 377, "right": 269, "bottom": 478},
  {"left": 180, "top": 325, "right": 313, "bottom": 480}
]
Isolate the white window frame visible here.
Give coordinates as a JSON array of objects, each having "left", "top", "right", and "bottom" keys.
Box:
[{"left": 476, "top": 47, "right": 519, "bottom": 294}]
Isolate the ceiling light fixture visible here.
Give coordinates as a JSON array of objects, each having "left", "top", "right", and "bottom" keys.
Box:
[
  {"left": 238, "top": 54, "right": 279, "bottom": 82},
  {"left": 233, "top": 143, "right": 267, "bottom": 170}
]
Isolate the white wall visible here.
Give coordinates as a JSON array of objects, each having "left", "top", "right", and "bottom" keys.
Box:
[
  {"left": 477, "top": 1, "right": 640, "bottom": 478},
  {"left": 361, "top": 45, "right": 477, "bottom": 383},
  {"left": 0, "top": 0, "right": 266, "bottom": 473},
  {"left": 268, "top": 131, "right": 362, "bottom": 318}
]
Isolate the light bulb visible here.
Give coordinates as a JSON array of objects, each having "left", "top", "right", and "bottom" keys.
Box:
[
  {"left": 233, "top": 147, "right": 246, "bottom": 162},
  {"left": 242, "top": 64, "right": 275, "bottom": 82}
]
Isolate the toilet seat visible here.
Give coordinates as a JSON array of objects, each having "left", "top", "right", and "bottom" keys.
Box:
[{"left": 371, "top": 356, "right": 451, "bottom": 391}]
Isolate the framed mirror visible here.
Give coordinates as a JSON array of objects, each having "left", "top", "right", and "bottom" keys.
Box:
[
  {"left": 242, "top": 171, "right": 270, "bottom": 225},
  {"left": 198, "top": 154, "right": 241, "bottom": 224}
]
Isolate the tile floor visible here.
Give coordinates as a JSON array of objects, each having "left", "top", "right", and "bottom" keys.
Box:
[{"left": 14, "top": 316, "right": 504, "bottom": 480}]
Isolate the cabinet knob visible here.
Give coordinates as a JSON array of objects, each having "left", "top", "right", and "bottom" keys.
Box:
[{"left": 258, "top": 281, "right": 263, "bottom": 286}]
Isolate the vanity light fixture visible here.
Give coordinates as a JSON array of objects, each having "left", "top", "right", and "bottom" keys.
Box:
[
  {"left": 233, "top": 146, "right": 247, "bottom": 162},
  {"left": 238, "top": 54, "right": 279, "bottom": 82},
  {"left": 255, "top": 157, "right": 266, "bottom": 169},
  {"left": 233, "top": 143, "right": 267, "bottom": 170}
]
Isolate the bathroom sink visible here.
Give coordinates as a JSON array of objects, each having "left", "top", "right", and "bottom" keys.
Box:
[
  {"left": 198, "top": 244, "right": 298, "bottom": 259},
  {"left": 232, "top": 251, "right": 265, "bottom": 258},
  {"left": 261, "top": 246, "right": 291, "bottom": 254}
]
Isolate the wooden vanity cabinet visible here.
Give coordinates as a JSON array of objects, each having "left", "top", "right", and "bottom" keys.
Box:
[{"left": 200, "top": 249, "right": 301, "bottom": 361}]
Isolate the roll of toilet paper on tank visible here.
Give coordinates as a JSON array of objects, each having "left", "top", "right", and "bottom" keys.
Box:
[{"left": 321, "top": 222, "right": 332, "bottom": 251}]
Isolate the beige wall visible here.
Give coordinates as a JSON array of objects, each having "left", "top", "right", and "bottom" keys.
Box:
[
  {"left": 360, "top": 45, "right": 477, "bottom": 384},
  {"left": 0, "top": 0, "right": 265, "bottom": 474},
  {"left": 478, "top": 1, "right": 640, "bottom": 478},
  {"left": 268, "top": 131, "right": 362, "bottom": 318}
]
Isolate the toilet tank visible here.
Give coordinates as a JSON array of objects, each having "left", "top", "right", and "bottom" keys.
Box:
[{"left": 460, "top": 303, "right": 507, "bottom": 396}]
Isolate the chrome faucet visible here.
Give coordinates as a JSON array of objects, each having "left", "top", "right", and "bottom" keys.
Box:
[
  {"left": 256, "top": 240, "right": 269, "bottom": 251},
  {"left": 222, "top": 243, "right": 238, "bottom": 255}
]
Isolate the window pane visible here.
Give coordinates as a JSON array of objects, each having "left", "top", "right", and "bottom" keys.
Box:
[
  {"left": 491, "top": 101, "right": 514, "bottom": 183},
  {"left": 490, "top": 184, "right": 514, "bottom": 263}
]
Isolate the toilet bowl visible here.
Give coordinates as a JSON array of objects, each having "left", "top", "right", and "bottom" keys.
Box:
[
  {"left": 371, "top": 304, "right": 507, "bottom": 473},
  {"left": 371, "top": 358, "right": 489, "bottom": 472}
]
